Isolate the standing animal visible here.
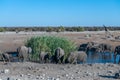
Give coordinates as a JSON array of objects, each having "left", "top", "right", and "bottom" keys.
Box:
[
  {"left": 54, "top": 47, "right": 65, "bottom": 64},
  {"left": 86, "top": 42, "right": 100, "bottom": 53},
  {"left": 17, "top": 46, "right": 32, "bottom": 62},
  {"left": 78, "top": 43, "right": 88, "bottom": 51},
  {"left": 39, "top": 51, "right": 50, "bottom": 63},
  {"left": 88, "top": 46, "right": 100, "bottom": 53},
  {"left": 114, "top": 45, "right": 120, "bottom": 64},
  {"left": 1, "top": 53, "right": 12, "bottom": 62},
  {"left": 66, "top": 51, "right": 87, "bottom": 64},
  {"left": 86, "top": 42, "right": 99, "bottom": 52},
  {"left": 98, "top": 43, "right": 113, "bottom": 53},
  {"left": 78, "top": 42, "right": 99, "bottom": 53}
]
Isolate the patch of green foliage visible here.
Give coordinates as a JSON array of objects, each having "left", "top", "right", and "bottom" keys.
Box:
[
  {"left": 77, "top": 27, "right": 84, "bottom": 32},
  {"left": 25, "top": 36, "right": 77, "bottom": 61},
  {"left": 46, "top": 27, "right": 53, "bottom": 32},
  {"left": 57, "top": 26, "right": 65, "bottom": 32},
  {"left": 0, "top": 28, "right": 5, "bottom": 32}
]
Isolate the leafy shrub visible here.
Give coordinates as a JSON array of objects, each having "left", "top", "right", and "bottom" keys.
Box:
[
  {"left": 46, "top": 27, "right": 53, "bottom": 32},
  {"left": 25, "top": 36, "right": 77, "bottom": 61},
  {"left": 56, "top": 26, "right": 65, "bottom": 32},
  {"left": 0, "top": 28, "right": 5, "bottom": 32},
  {"left": 77, "top": 27, "right": 84, "bottom": 32}
]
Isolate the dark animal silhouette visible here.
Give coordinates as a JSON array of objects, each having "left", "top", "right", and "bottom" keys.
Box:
[
  {"left": 54, "top": 47, "right": 65, "bottom": 64},
  {"left": 1, "top": 53, "right": 12, "bottom": 62},
  {"left": 114, "top": 45, "right": 120, "bottom": 64},
  {"left": 66, "top": 51, "right": 87, "bottom": 64},
  {"left": 78, "top": 43, "right": 88, "bottom": 51},
  {"left": 98, "top": 43, "right": 113, "bottom": 53},
  {"left": 17, "top": 46, "right": 32, "bottom": 62},
  {"left": 39, "top": 51, "right": 50, "bottom": 63}
]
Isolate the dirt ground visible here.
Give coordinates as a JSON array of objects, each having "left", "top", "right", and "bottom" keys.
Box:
[
  {"left": 0, "top": 31, "right": 120, "bottom": 52},
  {"left": 0, "top": 62, "right": 120, "bottom": 80},
  {"left": 0, "top": 31, "right": 120, "bottom": 80}
]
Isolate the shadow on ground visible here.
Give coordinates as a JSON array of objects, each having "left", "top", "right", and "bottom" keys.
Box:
[{"left": 99, "top": 75, "right": 115, "bottom": 79}]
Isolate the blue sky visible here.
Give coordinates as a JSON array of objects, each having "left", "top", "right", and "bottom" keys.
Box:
[{"left": 0, "top": 0, "right": 120, "bottom": 27}]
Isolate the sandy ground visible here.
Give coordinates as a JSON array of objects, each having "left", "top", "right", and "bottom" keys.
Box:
[
  {"left": 0, "top": 31, "right": 120, "bottom": 52},
  {"left": 0, "top": 31, "right": 120, "bottom": 80}
]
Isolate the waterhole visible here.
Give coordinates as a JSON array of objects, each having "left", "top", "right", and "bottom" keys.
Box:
[{"left": 87, "top": 51, "right": 120, "bottom": 64}]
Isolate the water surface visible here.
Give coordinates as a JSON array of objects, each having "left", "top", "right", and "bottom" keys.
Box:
[{"left": 87, "top": 51, "right": 120, "bottom": 64}]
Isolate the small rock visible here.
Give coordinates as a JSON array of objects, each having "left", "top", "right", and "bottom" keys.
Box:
[
  {"left": 97, "top": 66, "right": 102, "bottom": 69},
  {"left": 42, "top": 77, "right": 45, "bottom": 79},
  {"left": 27, "top": 74, "right": 31, "bottom": 76},
  {"left": 36, "top": 76, "right": 39, "bottom": 79},
  {"left": 47, "top": 77, "right": 54, "bottom": 80},
  {"left": 40, "top": 76, "right": 44, "bottom": 79},
  {"left": 69, "top": 77, "right": 73, "bottom": 79},
  {"left": 27, "top": 66, "right": 33, "bottom": 70},
  {"left": 86, "top": 73, "right": 92, "bottom": 76},
  {"left": 4, "top": 69, "right": 10, "bottom": 73},
  {"left": 85, "top": 72, "right": 92, "bottom": 76},
  {"left": 76, "top": 71, "right": 79, "bottom": 74},
  {"left": 73, "top": 77, "right": 76, "bottom": 79},
  {"left": 107, "top": 64, "right": 114, "bottom": 67},
  {"left": 67, "top": 65, "right": 71, "bottom": 69},
  {"left": 88, "top": 64, "right": 93, "bottom": 66},
  {"left": 83, "top": 75, "right": 85, "bottom": 77},
  {"left": 107, "top": 70, "right": 113, "bottom": 73},
  {"left": 42, "top": 74, "right": 45, "bottom": 76},
  {"left": 65, "top": 74, "right": 69, "bottom": 77},
  {"left": 55, "top": 78, "right": 60, "bottom": 80},
  {"left": 16, "top": 79, "right": 21, "bottom": 80},
  {"left": 7, "top": 77, "right": 10, "bottom": 80},
  {"left": 20, "top": 74, "right": 24, "bottom": 77},
  {"left": 62, "top": 74, "right": 69, "bottom": 77},
  {"left": 85, "top": 34, "right": 91, "bottom": 38},
  {"left": 43, "top": 66, "right": 47, "bottom": 69},
  {"left": 33, "top": 70, "right": 37, "bottom": 73}
]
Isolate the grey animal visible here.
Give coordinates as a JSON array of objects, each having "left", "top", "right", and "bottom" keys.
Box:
[
  {"left": 39, "top": 51, "right": 50, "bottom": 63},
  {"left": 86, "top": 42, "right": 100, "bottom": 53},
  {"left": 67, "top": 51, "right": 87, "bottom": 64},
  {"left": 1, "top": 53, "right": 12, "bottom": 62},
  {"left": 114, "top": 45, "right": 120, "bottom": 64},
  {"left": 54, "top": 47, "right": 65, "bottom": 64},
  {"left": 78, "top": 42, "right": 99, "bottom": 53},
  {"left": 98, "top": 43, "right": 113, "bottom": 53},
  {"left": 78, "top": 43, "right": 88, "bottom": 51},
  {"left": 17, "top": 46, "right": 32, "bottom": 62},
  {"left": 88, "top": 46, "right": 100, "bottom": 53}
]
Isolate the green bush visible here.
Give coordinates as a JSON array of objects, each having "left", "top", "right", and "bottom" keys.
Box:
[
  {"left": 46, "top": 27, "right": 53, "bottom": 32},
  {"left": 56, "top": 26, "right": 65, "bottom": 32},
  {"left": 0, "top": 28, "right": 5, "bottom": 32},
  {"left": 25, "top": 36, "right": 77, "bottom": 61},
  {"left": 77, "top": 27, "right": 84, "bottom": 32}
]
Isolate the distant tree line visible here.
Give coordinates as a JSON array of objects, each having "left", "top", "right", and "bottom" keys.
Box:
[{"left": 0, "top": 26, "right": 120, "bottom": 32}]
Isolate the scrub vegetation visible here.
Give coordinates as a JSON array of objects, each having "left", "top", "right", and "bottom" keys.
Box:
[{"left": 25, "top": 36, "right": 77, "bottom": 61}]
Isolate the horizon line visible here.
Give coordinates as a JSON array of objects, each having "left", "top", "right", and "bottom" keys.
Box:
[{"left": 0, "top": 25, "right": 120, "bottom": 28}]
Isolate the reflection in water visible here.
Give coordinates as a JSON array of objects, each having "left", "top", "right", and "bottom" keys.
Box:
[
  {"left": 10, "top": 51, "right": 120, "bottom": 63},
  {"left": 87, "top": 51, "right": 120, "bottom": 64}
]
